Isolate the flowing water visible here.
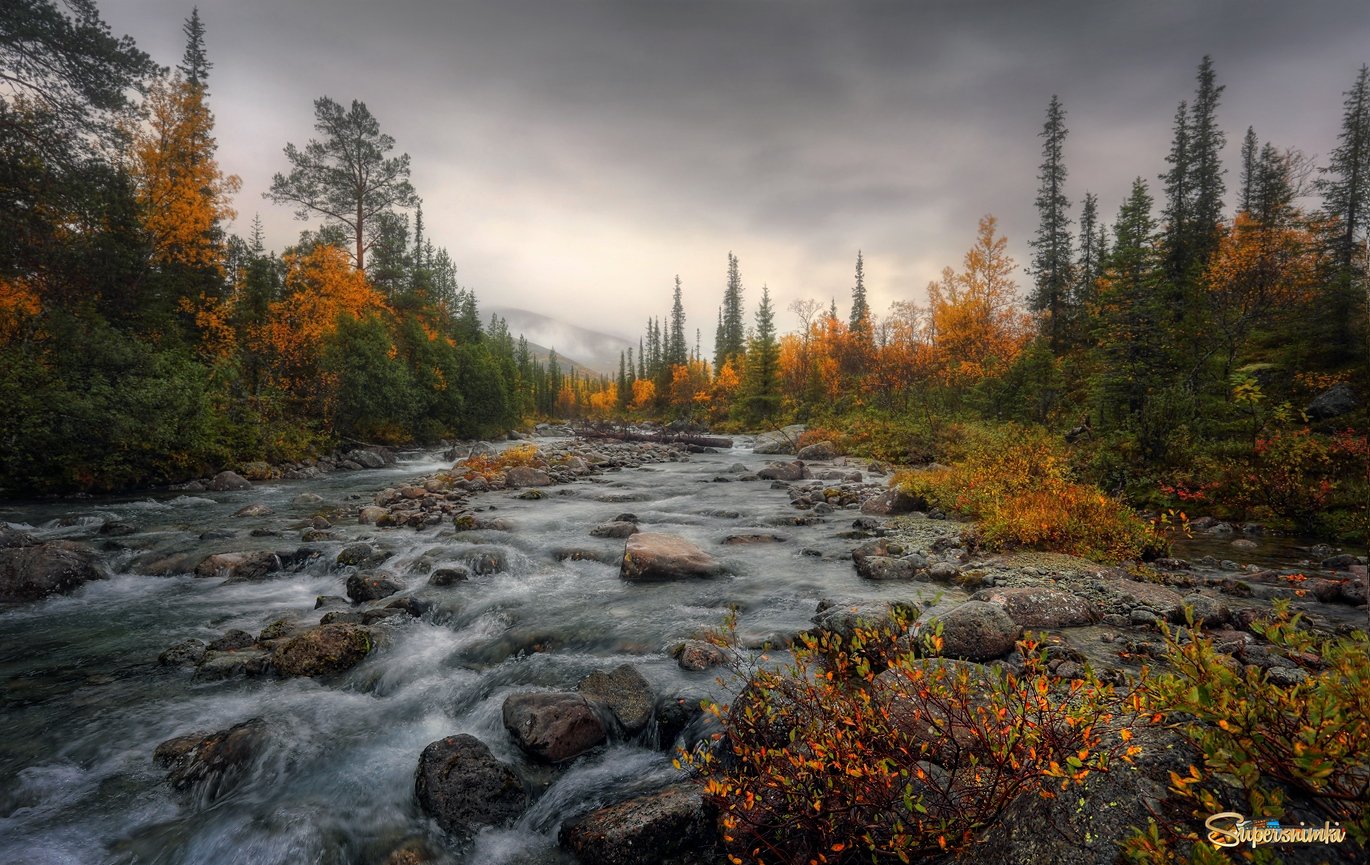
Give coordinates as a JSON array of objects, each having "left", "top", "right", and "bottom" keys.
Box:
[{"left": 0, "top": 441, "right": 930, "bottom": 865}]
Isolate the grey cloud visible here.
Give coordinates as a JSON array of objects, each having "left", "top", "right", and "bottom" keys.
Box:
[{"left": 100, "top": 0, "right": 1370, "bottom": 341}]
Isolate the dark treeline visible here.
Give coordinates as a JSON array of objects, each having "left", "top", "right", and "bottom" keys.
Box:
[{"left": 0, "top": 2, "right": 579, "bottom": 494}]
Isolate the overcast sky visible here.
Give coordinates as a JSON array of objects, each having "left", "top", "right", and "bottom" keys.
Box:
[{"left": 101, "top": 0, "right": 1370, "bottom": 344}]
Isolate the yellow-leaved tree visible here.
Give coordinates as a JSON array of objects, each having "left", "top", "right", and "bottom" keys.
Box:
[
  {"left": 130, "top": 74, "right": 240, "bottom": 272},
  {"left": 926, "top": 215, "right": 1029, "bottom": 383}
]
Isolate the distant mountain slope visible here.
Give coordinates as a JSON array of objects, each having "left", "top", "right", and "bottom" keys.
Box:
[
  {"left": 489, "top": 306, "right": 634, "bottom": 376},
  {"left": 521, "top": 339, "right": 604, "bottom": 381}
]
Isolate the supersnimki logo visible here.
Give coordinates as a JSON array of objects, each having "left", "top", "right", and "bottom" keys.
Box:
[{"left": 1205, "top": 812, "right": 1348, "bottom": 849}]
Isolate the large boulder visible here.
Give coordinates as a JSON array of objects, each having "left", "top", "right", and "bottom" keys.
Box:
[
  {"left": 753, "top": 424, "right": 806, "bottom": 455},
  {"left": 414, "top": 734, "right": 528, "bottom": 837},
  {"left": 1100, "top": 579, "right": 1187, "bottom": 622},
  {"left": 505, "top": 466, "right": 553, "bottom": 488},
  {"left": 955, "top": 726, "right": 1197, "bottom": 865},
  {"left": 578, "top": 664, "right": 654, "bottom": 734},
  {"left": 0, "top": 541, "right": 103, "bottom": 602},
  {"left": 559, "top": 784, "right": 717, "bottom": 865},
  {"left": 350, "top": 448, "right": 387, "bottom": 469},
  {"left": 153, "top": 718, "right": 267, "bottom": 801},
  {"left": 915, "top": 601, "right": 1021, "bottom": 661},
  {"left": 975, "top": 586, "right": 1098, "bottom": 629},
  {"left": 860, "top": 487, "right": 925, "bottom": 516},
  {"left": 812, "top": 598, "right": 919, "bottom": 641},
  {"left": 346, "top": 572, "right": 402, "bottom": 602},
  {"left": 1306, "top": 383, "right": 1357, "bottom": 420},
  {"left": 795, "top": 440, "right": 838, "bottom": 461},
  {"left": 620, "top": 533, "right": 723, "bottom": 581},
  {"left": 209, "top": 470, "right": 253, "bottom": 491},
  {"left": 756, "top": 461, "right": 805, "bottom": 482},
  {"left": 502, "top": 692, "right": 608, "bottom": 763},
  {"left": 271, "top": 624, "right": 374, "bottom": 677}
]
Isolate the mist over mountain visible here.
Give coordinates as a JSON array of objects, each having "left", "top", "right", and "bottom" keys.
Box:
[{"left": 489, "top": 307, "right": 636, "bottom": 376}]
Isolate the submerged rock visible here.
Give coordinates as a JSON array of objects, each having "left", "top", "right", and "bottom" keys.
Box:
[
  {"left": 559, "top": 784, "right": 717, "bottom": 865},
  {"left": 154, "top": 718, "right": 267, "bottom": 801},
  {"left": 158, "top": 638, "right": 207, "bottom": 667},
  {"left": 591, "top": 520, "right": 640, "bottom": 539},
  {"left": 502, "top": 692, "right": 608, "bottom": 763},
  {"left": 0, "top": 541, "right": 103, "bottom": 602},
  {"left": 620, "top": 533, "right": 723, "bottom": 581},
  {"left": 414, "top": 734, "right": 528, "bottom": 838}
]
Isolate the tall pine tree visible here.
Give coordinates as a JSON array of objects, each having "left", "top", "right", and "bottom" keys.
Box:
[
  {"left": 1315, "top": 64, "right": 1370, "bottom": 361},
  {"left": 668, "top": 275, "right": 688, "bottom": 366},
  {"left": 1028, "top": 94, "right": 1074, "bottom": 348},
  {"left": 848, "top": 250, "right": 871, "bottom": 341}
]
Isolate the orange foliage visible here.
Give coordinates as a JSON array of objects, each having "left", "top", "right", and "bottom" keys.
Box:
[
  {"left": 0, "top": 279, "right": 42, "bottom": 343},
  {"left": 252, "top": 245, "right": 388, "bottom": 389},
  {"left": 130, "top": 75, "right": 241, "bottom": 271},
  {"left": 588, "top": 383, "right": 618, "bottom": 415},
  {"left": 1204, "top": 212, "right": 1318, "bottom": 366},
  {"left": 631, "top": 378, "right": 656, "bottom": 410},
  {"left": 178, "top": 292, "right": 237, "bottom": 359},
  {"left": 926, "top": 215, "right": 1029, "bottom": 383},
  {"left": 669, "top": 360, "right": 712, "bottom": 410}
]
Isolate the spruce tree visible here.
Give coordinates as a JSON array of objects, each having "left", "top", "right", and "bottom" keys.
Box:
[
  {"left": 717, "top": 253, "right": 746, "bottom": 365},
  {"left": 1074, "top": 191, "right": 1104, "bottom": 319},
  {"left": 1094, "top": 178, "right": 1169, "bottom": 454},
  {"left": 848, "top": 250, "right": 871, "bottom": 340},
  {"left": 1189, "top": 55, "right": 1227, "bottom": 262},
  {"left": 1028, "top": 95, "right": 1074, "bottom": 349},
  {"left": 738, "top": 285, "right": 781, "bottom": 422},
  {"left": 668, "top": 275, "right": 688, "bottom": 366},
  {"left": 1239, "top": 126, "right": 1258, "bottom": 214},
  {"left": 178, "top": 7, "right": 211, "bottom": 88},
  {"left": 1161, "top": 100, "right": 1193, "bottom": 285},
  {"left": 1318, "top": 64, "right": 1370, "bottom": 275}
]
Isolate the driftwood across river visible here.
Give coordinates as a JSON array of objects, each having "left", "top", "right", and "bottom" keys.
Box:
[{"left": 571, "top": 423, "right": 734, "bottom": 449}]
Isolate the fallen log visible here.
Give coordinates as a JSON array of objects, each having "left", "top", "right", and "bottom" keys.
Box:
[{"left": 572, "top": 425, "right": 733, "bottom": 449}]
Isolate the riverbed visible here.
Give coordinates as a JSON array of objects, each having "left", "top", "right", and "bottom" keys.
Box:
[{"left": 0, "top": 441, "right": 938, "bottom": 865}]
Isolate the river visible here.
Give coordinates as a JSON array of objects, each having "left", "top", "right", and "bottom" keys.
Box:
[{"left": 0, "top": 440, "right": 932, "bottom": 865}]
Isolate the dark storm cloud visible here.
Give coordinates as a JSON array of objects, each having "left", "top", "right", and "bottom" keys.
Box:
[{"left": 102, "top": 0, "right": 1370, "bottom": 341}]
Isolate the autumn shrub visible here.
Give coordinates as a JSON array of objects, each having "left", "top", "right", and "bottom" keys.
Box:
[
  {"left": 1125, "top": 604, "right": 1370, "bottom": 863},
  {"left": 895, "top": 424, "right": 1160, "bottom": 562},
  {"left": 455, "top": 442, "right": 543, "bottom": 481},
  {"left": 682, "top": 619, "right": 1143, "bottom": 864}
]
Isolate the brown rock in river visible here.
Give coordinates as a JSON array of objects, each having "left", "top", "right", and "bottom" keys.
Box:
[{"left": 619, "top": 533, "right": 724, "bottom": 581}]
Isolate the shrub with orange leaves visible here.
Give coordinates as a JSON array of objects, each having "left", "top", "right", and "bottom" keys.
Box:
[
  {"left": 454, "top": 442, "right": 543, "bottom": 482},
  {"left": 682, "top": 616, "right": 1143, "bottom": 864},
  {"left": 1125, "top": 603, "right": 1370, "bottom": 861},
  {"left": 895, "top": 424, "right": 1159, "bottom": 562}
]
